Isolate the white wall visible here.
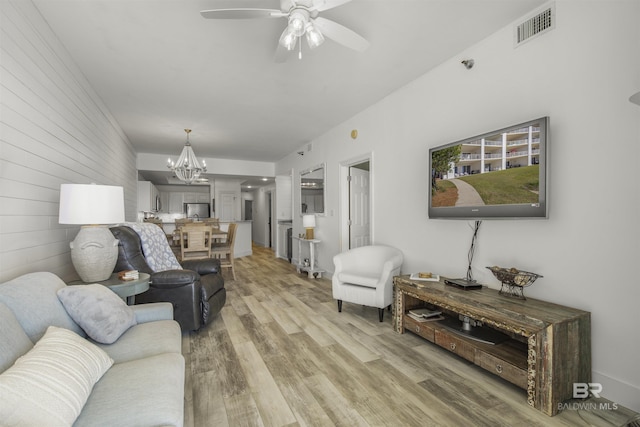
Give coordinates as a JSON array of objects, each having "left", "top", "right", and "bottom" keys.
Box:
[
  {"left": 0, "top": 0, "right": 138, "bottom": 283},
  {"left": 276, "top": 1, "right": 640, "bottom": 411}
]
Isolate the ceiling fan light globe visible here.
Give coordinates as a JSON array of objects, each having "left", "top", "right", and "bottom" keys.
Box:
[
  {"left": 279, "top": 28, "right": 298, "bottom": 50},
  {"left": 305, "top": 22, "right": 325, "bottom": 49},
  {"left": 288, "top": 12, "right": 307, "bottom": 37}
]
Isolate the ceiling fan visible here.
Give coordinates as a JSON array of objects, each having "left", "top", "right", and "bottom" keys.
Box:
[{"left": 200, "top": 0, "right": 369, "bottom": 60}]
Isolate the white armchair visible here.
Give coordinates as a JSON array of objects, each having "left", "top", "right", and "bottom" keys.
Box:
[{"left": 332, "top": 245, "right": 404, "bottom": 322}]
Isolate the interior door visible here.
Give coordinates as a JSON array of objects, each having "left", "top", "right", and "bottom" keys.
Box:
[
  {"left": 349, "top": 166, "right": 370, "bottom": 248},
  {"left": 219, "top": 192, "right": 236, "bottom": 221}
]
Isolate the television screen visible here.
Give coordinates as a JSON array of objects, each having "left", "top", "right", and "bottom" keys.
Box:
[{"left": 428, "top": 117, "right": 548, "bottom": 219}]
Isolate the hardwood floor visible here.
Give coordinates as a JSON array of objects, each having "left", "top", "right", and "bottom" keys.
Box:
[{"left": 182, "top": 245, "right": 639, "bottom": 427}]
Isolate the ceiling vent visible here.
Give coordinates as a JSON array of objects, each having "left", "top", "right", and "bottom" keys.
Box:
[{"left": 514, "top": 3, "right": 555, "bottom": 47}]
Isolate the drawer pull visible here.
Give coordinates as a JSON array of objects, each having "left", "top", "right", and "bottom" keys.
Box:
[
  {"left": 450, "top": 343, "right": 456, "bottom": 351},
  {"left": 495, "top": 364, "right": 503, "bottom": 374},
  {"left": 415, "top": 326, "right": 420, "bottom": 333}
]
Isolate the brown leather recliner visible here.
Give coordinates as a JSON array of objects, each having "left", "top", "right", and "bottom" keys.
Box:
[{"left": 110, "top": 226, "right": 225, "bottom": 331}]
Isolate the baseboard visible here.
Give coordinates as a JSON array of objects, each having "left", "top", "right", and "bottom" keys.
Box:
[
  {"left": 592, "top": 370, "right": 640, "bottom": 413},
  {"left": 234, "top": 249, "right": 252, "bottom": 258}
]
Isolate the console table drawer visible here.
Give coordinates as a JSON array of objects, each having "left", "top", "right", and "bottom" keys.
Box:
[
  {"left": 403, "top": 315, "right": 436, "bottom": 342},
  {"left": 475, "top": 350, "right": 527, "bottom": 389},
  {"left": 435, "top": 330, "right": 475, "bottom": 361}
]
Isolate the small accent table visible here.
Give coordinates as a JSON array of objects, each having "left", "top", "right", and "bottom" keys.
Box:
[
  {"left": 68, "top": 273, "right": 150, "bottom": 305},
  {"left": 293, "top": 237, "right": 324, "bottom": 279}
]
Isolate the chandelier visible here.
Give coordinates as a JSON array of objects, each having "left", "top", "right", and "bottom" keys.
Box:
[{"left": 167, "top": 129, "right": 207, "bottom": 184}]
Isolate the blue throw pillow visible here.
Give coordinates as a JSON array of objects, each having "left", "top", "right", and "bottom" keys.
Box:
[{"left": 57, "top": 284, "right": 137, "bottom": 344}]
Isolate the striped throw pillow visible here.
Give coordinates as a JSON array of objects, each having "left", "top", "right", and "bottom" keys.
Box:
[{"left": 0, "top": 326, "right": 113, "bottom": 426}]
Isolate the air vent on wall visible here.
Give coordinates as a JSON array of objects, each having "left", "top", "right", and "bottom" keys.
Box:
[{"left": 515, "top": 3, "right": 555, "bottom": 47}]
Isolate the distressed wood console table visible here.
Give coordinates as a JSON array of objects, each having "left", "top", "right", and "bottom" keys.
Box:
[{"left": 393, "top": 275, "right": 591, "bottom": 416}]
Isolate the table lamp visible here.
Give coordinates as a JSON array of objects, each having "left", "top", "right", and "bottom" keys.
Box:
[
  {"left": 302, "top": 214, "right": 316, "bottom": 240},
  {"left": 59, "top": 184, "right": 125, "bottom": 282}
]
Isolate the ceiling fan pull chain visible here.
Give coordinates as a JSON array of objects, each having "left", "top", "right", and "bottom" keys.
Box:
[{"left": 298, "top": 37, "right": 302, "bottom": 59}]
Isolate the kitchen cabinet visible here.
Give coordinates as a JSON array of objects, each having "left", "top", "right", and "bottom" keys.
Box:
[
  {"left": 183, "top": 192, "right": 197, "bottom": 204},
  {"left": 159, "top": 192, "right": 170, "bottom": 213},
  {"left": 167, "top": 191, "right": 210, "bottom": 213},
  {"left": 168, "top": 192, "right": 184, "bottom": 214},
  {"left": 184, "top": 192, "right": 209, "bottom": 204},
  {"left": 137, "top": 181, "right": 159, "bottom": 212}
]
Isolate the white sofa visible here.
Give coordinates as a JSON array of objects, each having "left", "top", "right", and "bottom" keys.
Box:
[
  {"left": 332, "top": 245, "right": 404, "bottom": 322},
  {"left": 0, "top": 272, "right": 184, "bottom": 426}
]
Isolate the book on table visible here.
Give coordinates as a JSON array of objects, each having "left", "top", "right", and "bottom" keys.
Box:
[
  {"left": 118, "top": 270, "right": 139, "bottom": 281},
  {"left": 407, "top": 308, "right": 443, "bottom": 322}
]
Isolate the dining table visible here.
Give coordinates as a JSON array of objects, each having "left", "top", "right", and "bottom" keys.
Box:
[{"left": 172, "top": 225, "right": 228, "bottom": 247}]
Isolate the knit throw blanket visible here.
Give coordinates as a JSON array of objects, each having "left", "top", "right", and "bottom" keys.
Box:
[{"left": 120, "top": 222, "right": 182, "bottom": 272}]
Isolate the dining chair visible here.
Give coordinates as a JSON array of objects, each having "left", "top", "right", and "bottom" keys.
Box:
[
  {"left": 172, "top": 218, "right": 194, "bottom": 245},
  {"left": 179, "top": 225, "right": 213, "bottom": 261},
  {"left": 175, "top": 218, "right": 193, "bottom": 226},
  {"left": 143, "top": 218, "right": 164, "bottom": 235},
  {"left": 211, "top": 223, "right": 237, "bottom": 280},
  {"left": 203, "top": 217, "right": 220, "bottom": 229}
]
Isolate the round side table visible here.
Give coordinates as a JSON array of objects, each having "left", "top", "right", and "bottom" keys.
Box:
[{"left": 67, "top": 272, "right": 150, "bottom": 305}]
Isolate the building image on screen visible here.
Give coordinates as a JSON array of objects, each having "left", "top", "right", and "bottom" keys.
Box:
[{"left": 429, "top": 117, "right": 548, "bottom": 219}]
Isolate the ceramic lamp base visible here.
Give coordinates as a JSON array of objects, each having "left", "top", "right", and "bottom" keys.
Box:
[
  {"left": 70, "top": 225, "right": 119, "bottom": 282},
  {"left": 305, "top": 228, "right": 314, "bottom": 240}
]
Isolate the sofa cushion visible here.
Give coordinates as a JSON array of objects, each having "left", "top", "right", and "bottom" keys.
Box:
[
  {"left": 337, "top": 271, "right": 381, "bottom": 288},
  {"left": 0, "top": 272, "right": 84, "bottom": 341},
  {"left": 0, "top": 326, "right": 113, "bottom": 426},
  {"left": 0, "top": 303, "right": 34, "bottom": 373},
  {"left": 74, "top": 352, "right": 185, "bottom": 427},
  {"left": 57, "top": 284, "right": 137, "bottom": 344},
  {"left": 93, "top": 319, "right": 181, "bottom": 364}
]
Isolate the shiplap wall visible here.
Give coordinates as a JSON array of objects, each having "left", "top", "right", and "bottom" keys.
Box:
[{"left": 0, "top": 0, "right": 138, "bottom": 283}]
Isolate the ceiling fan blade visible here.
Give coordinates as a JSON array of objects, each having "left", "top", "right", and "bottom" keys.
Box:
[
  {"left": 311, "top": 0, "right": 353, "bottom": 12},
  {"left": 200, "top": 9, "right": 286, "bottom": 19},
  {"left": 313, "top": 17, "right": 369, "bottom": 52}
]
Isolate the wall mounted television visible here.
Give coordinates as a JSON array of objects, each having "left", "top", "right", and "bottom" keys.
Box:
[{"left": 428, "top": 117, "right": 548, "bottom": 219}]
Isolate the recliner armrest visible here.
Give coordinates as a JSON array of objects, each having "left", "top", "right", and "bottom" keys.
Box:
[
  {"left": 151, "top": 269, "right": 199, "bottom": 288},
  {"left": 180, "top": 258, "right": 221, "bottom": 275}
]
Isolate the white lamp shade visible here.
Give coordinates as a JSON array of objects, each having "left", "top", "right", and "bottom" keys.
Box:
[
  {"left": 59, "top": 184, "right": 125, "bottom": 224},
  {"left": 302, "top": 214, "right": 316, "bottom": 229}
]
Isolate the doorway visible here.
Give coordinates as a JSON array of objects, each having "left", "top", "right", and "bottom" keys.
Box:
[
  {"left": 340, "top": 155, "right": 372, "bottom": 251},
  {"left": 267, "top": 191, "right": 273, "bottom": 248},
  {"left": 244, "top": 200, "right": 253, "bottom": 220}
]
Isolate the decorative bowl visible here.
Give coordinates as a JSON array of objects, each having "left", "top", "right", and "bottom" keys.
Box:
[{"left": 486, "top": 266, "right": 543, "bottom": 299}]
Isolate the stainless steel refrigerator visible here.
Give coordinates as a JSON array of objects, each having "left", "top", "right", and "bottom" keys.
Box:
[{"left": 184, "top": 203, "right": 210, "bottom": 219}]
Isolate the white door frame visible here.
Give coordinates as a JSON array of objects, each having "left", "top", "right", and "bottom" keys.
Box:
[{"left": 339, "top": 153, "right": 373, "bottom": 252}]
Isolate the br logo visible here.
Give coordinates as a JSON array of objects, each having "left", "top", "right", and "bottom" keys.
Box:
[{"left": 573, "top": 383, "right": 602, "bottom": 399}]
